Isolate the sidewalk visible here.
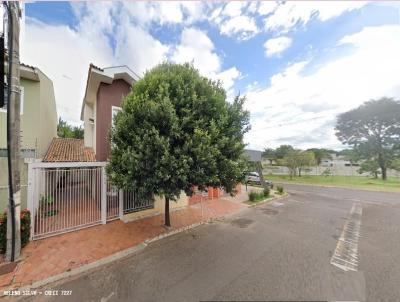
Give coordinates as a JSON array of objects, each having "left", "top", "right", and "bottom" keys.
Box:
[{"left": 0, "top": 197, "right": 244, "bottom": 291}]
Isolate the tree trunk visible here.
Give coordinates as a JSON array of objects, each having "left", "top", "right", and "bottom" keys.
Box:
[
  {"left": 381, "top": 167, "right": 387, "bottom": 181},
  {"left": 164, "top": 196, "right": 170, "bottom": 227},
  {"left": 378, "top": 153, "right": 387, "bottom": 181},
  {"left": 298, "top": 168, "right": 302, "bottom": 177}
]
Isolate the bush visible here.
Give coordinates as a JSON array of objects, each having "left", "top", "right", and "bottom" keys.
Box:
[
  {"left": 248, "top": 190, "right": 270, "bottom": 202},
  {"left": 277, "top": 186, "right": 284, "bottom": 194},
  {"left": 263, "top": 187, "right": 270, "bottom": 197},
  {"left": 0, "top": 209, "right": 31, "bottom": 253},
  {"left": 248, "top": 191, "right": 258, "bottom": 202}
]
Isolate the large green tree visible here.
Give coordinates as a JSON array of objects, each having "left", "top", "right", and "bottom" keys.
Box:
[
  {"left": 335, "top": 98, "right": 400, "bottom": 180},
  {"left": 107, "top": 63, "right": 250, "bottom": 226}
]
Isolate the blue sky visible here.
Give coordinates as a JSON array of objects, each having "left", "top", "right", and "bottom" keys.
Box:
[{"left": 21, "top": 1, "right": 400, "bottom": 150}]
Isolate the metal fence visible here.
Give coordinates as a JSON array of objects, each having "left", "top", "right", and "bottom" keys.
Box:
[
  {"left": 28, "top": 163, "right": 106, "bottom": 240},
  {"left": 123, "top": 190, "right": 154, "bottom": 214},
  {"left": 28, "top": 162, "right": 154, "bottom": 240}
]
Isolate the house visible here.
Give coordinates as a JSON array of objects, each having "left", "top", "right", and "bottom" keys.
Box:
[
  {"left": 0, "top": 63, "right": 57, "bottom": 211},
  {"left": 25, "top": 63, "right": 243, "bottom": 240},
  {"left": 81, "top": 64, "right": 140, "bottom": 161}
]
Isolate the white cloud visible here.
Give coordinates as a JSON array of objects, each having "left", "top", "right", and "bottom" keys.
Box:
[
  {"left": 171, "top": 27, "right": 241, "bottom": 93},
  {"left": 21, "top": 2, "right": 170, "bottom": 124},
  {"left": 264, "top": 1, "right": 367, "bottom": 33},
  {"left": 171, "top": 27, "right": 221, "bottom": 76},
  {"left": 264, "top": 36, "right": 292, "bottom": 57},
  {"left": 244, "top": 25, "right": 400, "bottom": 150},
  {"left": 22, "top": 18, "right": 114, "bottom": 124},
  {"left": 121, "top": 1, "right": 205, "bottom": 26},
  {"left": 215, "top": 67, "right": 242, "bottom": 94},
  {"left": 222, "top": 2, "right": 247, "bottom": 17},
  {"left": 220, "top": 16, "right": 259, "bottom": 41},
  {"left": 258, "top": 2, "right": 278, "bottom": 16}
]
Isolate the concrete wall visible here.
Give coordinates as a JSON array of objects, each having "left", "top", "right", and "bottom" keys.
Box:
[
  {"left": 96, "top": 79, "right": 131, "bottom": 161},
  {"left": 122, "top": 191, "right": 189, "bottom": 222},
  {"left": 83, "top": 104, "right": 95, "bottom": 149},
  {"left": 38, "top": 72, "right": 57, "bottom": 158},
  {"left": 0, "top": 158, "right": 29, "bottom": 212}
]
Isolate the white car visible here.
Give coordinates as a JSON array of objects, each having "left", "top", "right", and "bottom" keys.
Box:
[
  {"left": 246, "top": 172, "right": 261, "bottom": 183},
  {"left": 245, "top": 172, "right": 273, "bottom": 187}
]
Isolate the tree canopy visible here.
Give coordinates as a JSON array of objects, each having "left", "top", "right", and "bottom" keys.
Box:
[
  {"left": 268, "top": 145, "right": 295, "bottom": 159},
  {"left": 335, "top": 97, "right": 400, "bottom": 180},
  {"left": 107, "top": 63, "right": 250, "bottom": 226},
  {"left": 307, "top": 148, "right": 333, "bottom": 166},
  {"left": 57, "top": 118, "right": 84, "bottom": 139}
]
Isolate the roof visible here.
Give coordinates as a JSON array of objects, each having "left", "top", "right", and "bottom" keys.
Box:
[
  {"left": 244, "top": 149, "right": 262, "bottom": 162},
  {"left": 80, "top": 63, "right": 140, "bottom": 121},
  {"left": 43, "top": 138, "right": 96, "bottom": 162}
]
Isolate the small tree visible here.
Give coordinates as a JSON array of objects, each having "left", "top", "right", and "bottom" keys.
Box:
[
  {"left": 282, "top": 150, "right": 300, "bottom": 179},
  {"left": 358, "top": 160, "right": 381, "bottom": 178},
  {"left": 107, "top": 63, "right": 250, "bottom": 226},
  {"left": 297, "top": 151, "right": 316, "bottom": 177}
]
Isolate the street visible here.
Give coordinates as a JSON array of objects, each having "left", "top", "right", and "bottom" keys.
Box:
[{"left": 20, "top": 184, "right": 400, "bottom": 302}]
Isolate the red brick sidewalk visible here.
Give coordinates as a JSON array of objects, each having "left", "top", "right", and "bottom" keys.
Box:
[{"left": 0, "top": 198, "right": 244, "bottom": 291}]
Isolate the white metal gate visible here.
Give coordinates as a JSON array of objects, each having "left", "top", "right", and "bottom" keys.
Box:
[
  {"left": 28, "top": 162, "right": 109, "bottom": 240},
  {"left": 28, "top": 162, "right": 155, "bottom": 240}
]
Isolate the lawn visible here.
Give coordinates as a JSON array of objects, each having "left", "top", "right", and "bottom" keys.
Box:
[{"left": 264, "top": 174, "right": 400, "bottom": 192}]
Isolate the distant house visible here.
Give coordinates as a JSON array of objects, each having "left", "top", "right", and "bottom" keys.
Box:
[
  {"left": 0, "top": 63, "right": 57, "bottom": 211},
  {"left": 80, "top": 64, "right": 140, "bottom": 161}
]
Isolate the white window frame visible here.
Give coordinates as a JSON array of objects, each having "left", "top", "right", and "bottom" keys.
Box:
[{"left": 111, "top": 106, "right": 122, "bottom": 128}]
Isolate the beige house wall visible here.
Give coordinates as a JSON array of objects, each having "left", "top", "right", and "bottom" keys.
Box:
[
  {"left": 122, "top": 191, "right": 189, "bottom": 223},
  {"left": 38, "top": 73, "right": 57, "bottom": 158},
  {"left": 0, "top": 69, "right": 57, "bottom": 212}
]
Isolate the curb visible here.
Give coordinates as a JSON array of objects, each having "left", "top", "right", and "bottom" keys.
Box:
[
  {"left": 2, "top": 219, "right": 215, "bottom": 295},
  {"left": 3, "top": 243, "right": 147, "bottom": 297}
]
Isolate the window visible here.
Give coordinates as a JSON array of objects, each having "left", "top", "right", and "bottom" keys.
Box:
[{"left": 111, "top": 106, "right": 122, "bottom": 128}]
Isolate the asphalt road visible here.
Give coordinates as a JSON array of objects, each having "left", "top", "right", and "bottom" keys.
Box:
[{"left": 18, "top": 184, "right": 400, "bottom": 302}]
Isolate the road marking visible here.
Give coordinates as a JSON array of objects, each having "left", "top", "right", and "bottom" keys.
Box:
[{"left": 330, "top": 202, "right": 362, "bottom": 272}]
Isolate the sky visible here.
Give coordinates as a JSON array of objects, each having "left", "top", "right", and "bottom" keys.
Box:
[{"left": 18, "top": 1, "right": 400, "bottom": 151}]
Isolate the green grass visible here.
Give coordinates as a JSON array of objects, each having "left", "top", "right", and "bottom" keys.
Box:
[{"left": 264, "top": 174, "right": 400, "bottom": 192}]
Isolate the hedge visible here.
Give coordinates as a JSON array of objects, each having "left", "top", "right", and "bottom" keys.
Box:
[{"left": 0, "top": 209, "right": 31, "bottom": 253}]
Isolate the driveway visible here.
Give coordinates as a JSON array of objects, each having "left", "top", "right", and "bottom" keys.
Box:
[{"left": 18, "top": 185, "right": 400, "bottom": 302}]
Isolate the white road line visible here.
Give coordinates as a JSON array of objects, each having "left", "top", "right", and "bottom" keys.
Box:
[{"left": 330, "top": 202, "right": 362, "bottom": 272}]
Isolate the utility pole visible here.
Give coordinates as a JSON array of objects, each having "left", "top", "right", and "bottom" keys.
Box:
[{"left": 5, "top": 1, "right": 21, "bottom": 262}]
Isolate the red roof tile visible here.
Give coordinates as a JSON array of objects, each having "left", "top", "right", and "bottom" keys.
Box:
[{"left": 43, "top": 138, "right": 96, "bottom": 162}]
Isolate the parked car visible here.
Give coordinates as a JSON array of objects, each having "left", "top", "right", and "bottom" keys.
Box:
[{"left": 245, "top": 172, "right": 273, "bottom": 187}]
